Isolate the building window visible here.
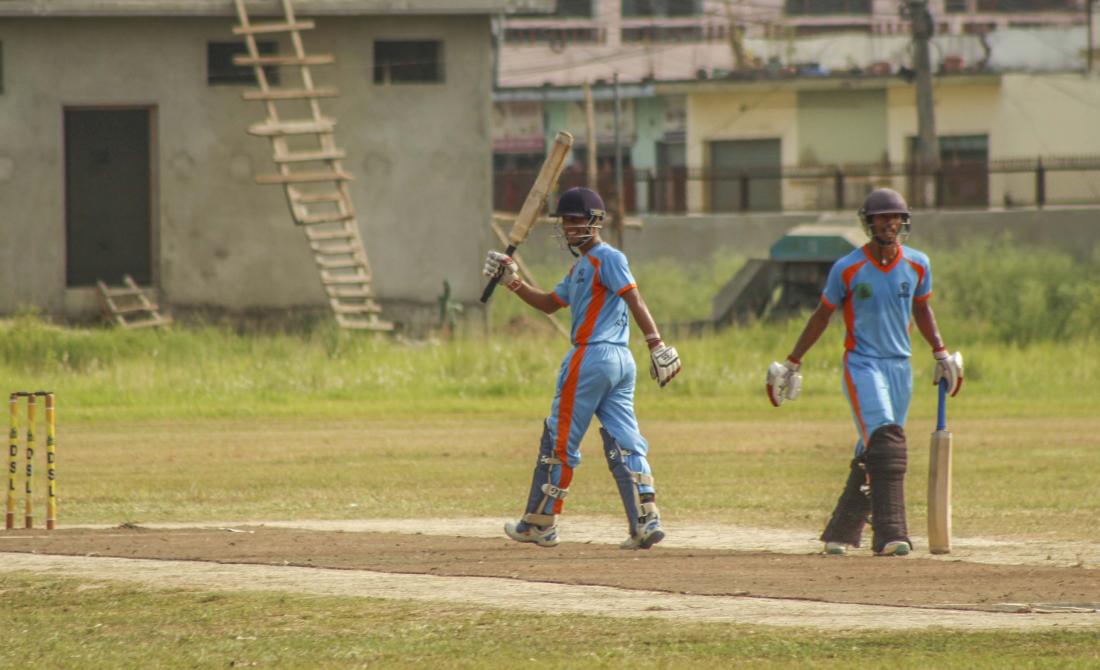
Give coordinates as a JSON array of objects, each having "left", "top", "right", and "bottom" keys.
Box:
[
  {"left": 504, "top": 28, "right": 603, "bottom": 44},
  {"left": 373, "top": 40, "right": 444, "bottom": 84},
  {"left": 623, "top": 0, "right": 701, "bottom": 17},
  {"left": 622, "top": 26, "right": 706, "bottom": 42},
  {"left": 785, "top": 0, "right": 872, "bottom": 15},
  {"left": 976, "top": 0, "right": 1074, "bottom": 10},
  {"left": 207, "top": 41, "right": 280, "bottom": 86},
  {"left": 514, "top": 0, "right": 594, "bottom": 17}
]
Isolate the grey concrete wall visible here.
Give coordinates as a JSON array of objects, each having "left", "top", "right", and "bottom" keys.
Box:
[{"left": 0, "top": 15, "right": 494, "bottom": 323}]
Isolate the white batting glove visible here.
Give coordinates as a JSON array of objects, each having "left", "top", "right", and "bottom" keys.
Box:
[
  {"left": 649, "top": 343, "right": 681, "bottom": 388},
  {"left": 766, "top": 357, "right": 802, "bottom": 407},
  {"left": 483, "top": 250, "right": 522, "bottom": 292},
  {"left": 933, "top": 350, "right": 964, "bottom": 397}
]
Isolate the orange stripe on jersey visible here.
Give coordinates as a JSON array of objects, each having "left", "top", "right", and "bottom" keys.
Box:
[
  {"left": 843, "top": 351, "right": 869, "bottom": 444},
  {"left": 551, "top": 291, "right": 568, "bottom": 308},
  {"left": 574, "top": 255, "right": 606, "bottom": 346},
  {"left": 841, "top": 259, "right": 867, "bottom": 351},
  {"left": 616, "top": 283, "right": 637, "bottom": 297}
]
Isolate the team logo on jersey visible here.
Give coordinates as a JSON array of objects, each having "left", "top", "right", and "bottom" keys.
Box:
[
  {"left": 854, "top": 283, "right": 873, "bottom": 300},
  {"left": 898, "top": 281, "right": 911, "bottom": 299},
  {"left": 575, "top": 268, "right": 587, "bottom": 283}
]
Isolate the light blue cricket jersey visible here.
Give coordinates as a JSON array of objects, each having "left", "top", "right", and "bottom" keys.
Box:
[
  {"left": 821, "top": 244, "right": 933, "bottom": 358},
  {"left": 551, "top": 243, "right": 638, "bottom": 347}
]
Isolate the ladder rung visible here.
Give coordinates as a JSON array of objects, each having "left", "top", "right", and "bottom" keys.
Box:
[
  {"left": 113, "top": 304, "right": 159, "bottom": 315},
  {"left": 298, "top": 211, "right": 355, "bottom": 225},
  {"left": 330, "top": 301, "right": 383, "bottom": 315},
  {"left": 326, "top": 286, "right": 373, "bottom": 299},
  {"left": 310, "top": 242, "right": 358, "bottom": 254},
  {"left": 292, "top": 191, "right": 344, "bottom": 204},
  {"left": 305, "top": 228, "right": 355, "bottom": 241},
  {"left": 256, "top": 171, "right": 352, "bottom": 185},
  {"left": 336, "top": 315, "right": 395, "bottom": 331},
  {"left": 104, "top": 288, "right": 144, "bottom": 298},
  {"left": 122, "top": 316, "right": 170, "bottom": 329},
  {"left": 248, "top": 119, "right": 335, "bottom": 136},
  {"left": 316, "top": 257, "right": 362, "bottom": 270},
  {"left": 322, "top": 272, "right": 372, "bottom": 284},
  {"left": 274, "top": 149, "right": 347, "bottom": 163},
  {"left": 243, "top": 87, "right": 339, "bottom": 101},
  {"left": 233, "top": 19, "right": 315, "bottom": 35},
  {"left": 233, "top": 54, "right": 335, "bottom": 67}
]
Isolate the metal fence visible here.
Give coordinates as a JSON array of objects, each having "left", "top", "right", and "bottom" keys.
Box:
[{"left": 493, "top": 155, "right": 1100, "bottom": 215}]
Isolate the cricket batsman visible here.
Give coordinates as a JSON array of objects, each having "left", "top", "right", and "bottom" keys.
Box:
[
  {"left": 483, "top": 187, "right": 682, "bottom": 550},
  {"left": 766, "top": 188, "right": 963, "bottom": 556}
]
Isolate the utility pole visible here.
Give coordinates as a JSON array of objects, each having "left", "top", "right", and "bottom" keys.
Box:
[
  {"left": 612, "top": 72, "right": 625, "bottom": 249},
  {"left": 908, "top": 0, "right": 938, "bottom": 208},
  {"left": 1088, "top": 0, "right": 1095, "bottom": 74},
  {"left": 583, "top": 81, "right": 598, "bottom": 190}
]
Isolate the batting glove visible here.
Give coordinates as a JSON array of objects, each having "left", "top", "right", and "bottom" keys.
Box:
[
  {"left": 649, "top": 343, "right": 681, "bottom": 388},
  {"left": 483, "top": 250, "right": 522, "bottom": 292},
  {"left": 766, "top": 357, "right": 802, "bottom": 407},
  {"left": 933, "top": 349, "right": 964, "bottom": 397}
]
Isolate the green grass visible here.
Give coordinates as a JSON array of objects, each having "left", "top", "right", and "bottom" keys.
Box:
[
  {"left": 1, "top": 574, "right": 1097, "bottom": 669},
  {"left": 1, "top": 241, "right": 1098, "bottom": 666}
]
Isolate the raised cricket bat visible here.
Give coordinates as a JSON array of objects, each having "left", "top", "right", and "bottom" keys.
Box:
[
  {"left": 927, "top": 379, "right": 952, "bottom": 554},
  {"left": 480, "top": 130, "right": 574, "bottom": 303}
]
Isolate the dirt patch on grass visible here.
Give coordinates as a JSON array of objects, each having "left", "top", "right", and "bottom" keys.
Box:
[{"left": 1, "top": 519, "right": 1098, "bottom": 630}]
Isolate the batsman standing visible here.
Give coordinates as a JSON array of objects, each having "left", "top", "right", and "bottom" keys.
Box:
[
  {"left": 483, "top": 187, "right": 682, "bottom": 550},
  {"left": 766, "top": 188, "right": 963, "bottom": 556}
]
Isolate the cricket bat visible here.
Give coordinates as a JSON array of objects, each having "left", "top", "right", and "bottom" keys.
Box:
[
  {"left": 927, "top": 379, "right": 952, "bottom": 554},
  {"left": 480, "top": 130, "right": 574, "bottom": 303}
]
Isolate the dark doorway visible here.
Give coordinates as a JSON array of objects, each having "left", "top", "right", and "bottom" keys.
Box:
[
  {"left": 709, "top": 138, "right": 782, "bottom": 212},
  {"left": 65, "top": 108, "right": 153, "bottom": 287}
]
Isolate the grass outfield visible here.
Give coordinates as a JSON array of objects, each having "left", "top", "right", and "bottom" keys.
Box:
[
  {"left": 1, "top": 247, "right": 1098, "bottom": 669},
  {"left": 0, "top": 574, "right": 1096, "bottom": 670}
]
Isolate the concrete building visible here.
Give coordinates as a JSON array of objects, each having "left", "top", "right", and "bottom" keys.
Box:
[
  {"left": 0, "top": 0, "right": 550, "bottom": 330},
  {"left": 664, "top": 69, "right": 1100, "bottom": 212}
]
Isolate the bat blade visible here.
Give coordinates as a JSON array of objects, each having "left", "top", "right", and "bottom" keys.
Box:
[
  {"left": 927, "top": 380, "right": 952, "bottom": 554},
  {"left": 927, "top": 428, "right": 952, "bottom": 554},
  {"left": 506, "top": 130, "right": 574, "bottom": 247},
  {"left": 480, "top": 131, "right": 573, "bottom": 304}
]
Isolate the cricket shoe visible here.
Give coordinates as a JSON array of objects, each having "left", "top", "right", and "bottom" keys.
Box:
[
  {"left": 824, "top": 542, "right": 848, "bottom": 555},
  {"left": 504, "top": 520, "right": 559, "bottom": 548},
  {"left": 620, "top": 516, "right": 665, "bottom": 550},
  {"left": 876, "top": 540, "right": 911, "bottom": 556}
]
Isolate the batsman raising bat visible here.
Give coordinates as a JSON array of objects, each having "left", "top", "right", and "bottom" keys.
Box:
[
  {"left": 766, "top": 188, "right": 962, "bottom": 557},
  {"left": 484, "top": 186, "right": 681, "bottom": 550}
]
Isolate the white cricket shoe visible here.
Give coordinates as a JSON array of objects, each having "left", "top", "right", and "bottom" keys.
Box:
[
  {"left": 876, "top": 540, "right": 911, "bottom": 556},
  {"left": 504, "top": 520, "right": 559, "bottom": 548},
  {"left": 824, "top": 542, "right": 848, "bottom": 555},
  {"left": 620, "top": 516, "right": 665, "bottom": 550}
]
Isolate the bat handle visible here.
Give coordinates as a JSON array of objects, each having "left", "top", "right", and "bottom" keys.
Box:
[
  {"left": 479, "top": 244, "right": 517, "bottom": 304},
  {"left": 936, "top": 379, "right": 948, "bottom": 432}
]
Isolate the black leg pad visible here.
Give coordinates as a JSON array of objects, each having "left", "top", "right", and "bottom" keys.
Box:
[
  {"left": 820, "top": 457, "right": 871, "bottom": 546},
  {"left": 863, "top": 424, "right": 911, "bottom": 553}
]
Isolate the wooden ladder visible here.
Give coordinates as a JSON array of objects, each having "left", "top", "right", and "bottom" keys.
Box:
[
  {"left": 96, "top": 275, "right": 172, "bottom": 329},
  {"left": 232, "top": 0, "right": 393, "bottom": 332}
]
